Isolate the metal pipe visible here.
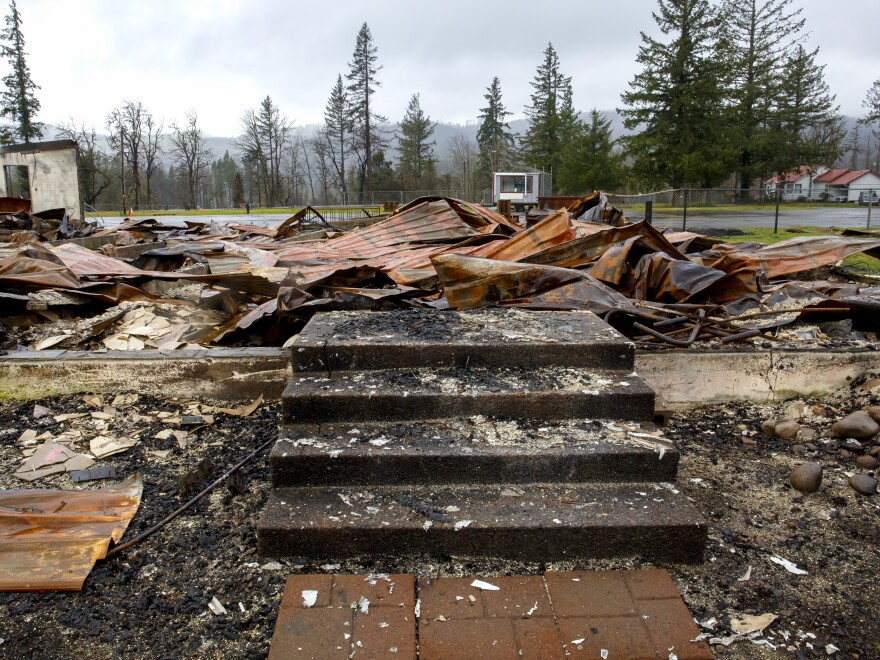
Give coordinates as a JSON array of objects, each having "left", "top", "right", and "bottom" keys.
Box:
[{"left": 106, "top": 437, "right": 275, "bottom": 558}]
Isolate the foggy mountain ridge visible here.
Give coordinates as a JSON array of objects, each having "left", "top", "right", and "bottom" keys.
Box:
[{"left": 42, "top": 111, "right": 869, "bottom": 172}]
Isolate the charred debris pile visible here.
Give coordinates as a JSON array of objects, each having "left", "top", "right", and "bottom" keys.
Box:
[{"left": 1, "top": 193, "right": 879, "bottom": 352}]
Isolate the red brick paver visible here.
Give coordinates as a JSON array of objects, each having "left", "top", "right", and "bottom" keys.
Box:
[
  {"left": 270, "top": 570, "right": 713, "bottom": 659},
  {"left": 269, "top": 574, "right": 416, "bottom": 659}
]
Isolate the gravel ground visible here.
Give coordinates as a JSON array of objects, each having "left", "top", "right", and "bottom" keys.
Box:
[{"left": 0, "top": 383, "right": 878, "bottom": 659}]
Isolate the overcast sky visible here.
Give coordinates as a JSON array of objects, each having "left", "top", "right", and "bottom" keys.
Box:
[{"left": 21, "top": 0, "right": 880, "bottom": 137}]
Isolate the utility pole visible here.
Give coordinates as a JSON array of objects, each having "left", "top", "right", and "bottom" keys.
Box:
[{"left": 120, "top": 125, "right": 127, "bottom": 217}]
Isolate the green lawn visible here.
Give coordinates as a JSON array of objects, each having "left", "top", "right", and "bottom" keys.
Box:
[{"left": 712, "top": 226, "right": 880, "bottom": 275}]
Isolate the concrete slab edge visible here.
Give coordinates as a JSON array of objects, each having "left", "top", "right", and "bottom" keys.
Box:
[{"left": 0, "top": 347, "right": 878, "bottom": 407}]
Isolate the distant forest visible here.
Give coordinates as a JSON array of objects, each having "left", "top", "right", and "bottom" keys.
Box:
[{"left": 3, "top": 3, "right": 880, "bottom": 210}]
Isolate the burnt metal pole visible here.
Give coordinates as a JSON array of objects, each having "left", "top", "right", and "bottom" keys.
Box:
[
  {"left": 645, "top": 200, "right": 653, "bottom": 225},
  {"left": 773, "top": 188, "right": 781, "bottom": 234},
  {"left": 682, "top": 189, "right": 688, "bottom": 232},
  {"left": 868, "top": 189, "right": 874, "bottom": 230}
]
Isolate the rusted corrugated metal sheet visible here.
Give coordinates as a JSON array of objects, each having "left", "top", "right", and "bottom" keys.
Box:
[
  {"left": 0, "top": 475, "right": 142, "bottom": 591},
  {"left": 481, "top": 209, "right": 576, "bottom": 262}
]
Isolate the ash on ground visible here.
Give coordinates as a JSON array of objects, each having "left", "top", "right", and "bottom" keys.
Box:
[{"left": 0, "top": 383, "right": 878, "bottom": 659}]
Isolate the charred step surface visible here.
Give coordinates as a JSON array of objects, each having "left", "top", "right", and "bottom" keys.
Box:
[
  {"left": 257, "top": 483, "right": 706, "bottom": 564},
  {"left": 291, "top": 309, "right": 635, "bottom": 373},
  {"left": 282, "top": 367, "right": 655, "bottom": 425},
  {"left": 270, "top": 419, "right": 676, "bottom": 487}
]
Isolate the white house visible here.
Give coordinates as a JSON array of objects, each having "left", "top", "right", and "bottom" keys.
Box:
[
  {"left": 814, "top": 168, "right": 880, "bottom": 202},
  {"left": 765, "top": 165, "right": 829, "bottom": 201}
]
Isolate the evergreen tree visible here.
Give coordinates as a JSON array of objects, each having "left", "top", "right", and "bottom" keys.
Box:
[
  {"left": 619, "top": 0, "right": 726, "bottom": 188},
  {"left": 557, "top": 110, "right": 626, "bottom": 194},
  {"left": 323, "top": 74, "right": 349, "bottom": 200},
  {"left": 521, "top": 43, "right": 572, "bottom": 177},
  {"left": 718, "top": 0, "right": 806, "bottom": 189},
  {"left": 232, "top": 171, "right": 244, "bottom": 206},
  {"left": 396, "top": 93, "right": 436, "bottom": 189},
  {"left": 346, "top": 23, "right": 387, "bottom": 201},
  {"left": 0, "top": 0, "right": 40, "bottom": 144},
  {"left": 476, "top": 77, "right": 516, "bottom": 181},
  {"left": 768, "top": 45, "right": 842, "bottom": 175},
  {"left": 861, "top": 80, "right": 880, "bottom": 126}
]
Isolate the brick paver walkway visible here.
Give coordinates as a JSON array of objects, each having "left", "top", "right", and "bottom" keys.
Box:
[{"left": 269, "top": 570, "right": 713, "bottom": 659}]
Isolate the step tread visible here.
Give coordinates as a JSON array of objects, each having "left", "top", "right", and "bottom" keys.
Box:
[
  {"left": 282, "top": 367, "right": 655, "bottom": 424},
  {"left": 283, "top": 367, "right": 651, "bottom": 398},
  {"left": 258, "top": 482, "right": 706, "bottom": 562},
  {"left": 291, "top": 309, "right": 634, "bottom": 372},
  {"left": 271, "top": 419, "right": 677, "bottom": 486}
]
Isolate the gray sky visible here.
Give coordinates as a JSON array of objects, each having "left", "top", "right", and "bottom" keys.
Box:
[{"left": 22, "top": 0, "right": 880, "bottom": 137}]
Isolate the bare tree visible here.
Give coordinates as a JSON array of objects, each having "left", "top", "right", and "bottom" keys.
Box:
[
  {"left": 448, "top": 132, "right": 480, "bottom": 202},
  {"left": 107, "top": 101, "right": 146, "bottom": 208},
  {"left": 236, "top": 96, "right": 292, "bottom": 207},
  {"left": 143, "top": 113, "right": 163, "bottom": 209},
  {"left": 169, "top": 110, "right": 212, "bottom": 210},
  {"left": 308, "top": 135, "right": 334, "bottom": 204},
  {"left": 56, "top": 119, "right": 112, "bottom": 207}
]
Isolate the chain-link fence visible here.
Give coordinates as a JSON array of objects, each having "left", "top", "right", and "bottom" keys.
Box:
[{"left": 607, "top": 186, "right": 879, "bottom": 232}]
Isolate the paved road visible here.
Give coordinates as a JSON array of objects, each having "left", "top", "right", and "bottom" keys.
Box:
[
  {"left": 95, "top": 206, "right": 878, "bottom": 234},
  {"left": 627, "top": 206, "right": 877, "bottom": 232}
]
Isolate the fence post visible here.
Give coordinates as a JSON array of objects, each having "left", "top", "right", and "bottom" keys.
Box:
[
  {"left": 773, "top": 188, "right": 781, "bottom": 234},
  {"left": 869, "top": 189, "right": 874, "bottom": 230},
  {"left": 645, "top": 200, "right": 653, "bottom": 225},
  {"left": 682, "top": 189, "right": 688, "bottom": 232}
]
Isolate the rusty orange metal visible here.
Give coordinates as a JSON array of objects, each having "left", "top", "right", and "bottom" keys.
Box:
[{"left": 0, "top": 475, "right": 142, "bottom": 591}]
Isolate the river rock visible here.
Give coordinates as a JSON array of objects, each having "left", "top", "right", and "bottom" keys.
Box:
[
  {"left": 848, "top": 474, "right": 877, "bottom": 496},
  {"left": 789, "top": 462, "right": 823, "bottom": 494},
  {"left": 831, "top": 411, "right": 880, "bottom": 439},
  {"left": 867, "top": 406, "right": 880, "bottom": 424},
  {"left": 761, "top": 419, "right": 778, "bottom": 436},
  {"left": 856, "top": 455, "right": 879, "bottom": 470},
  {"left": 774, "top": 421, "right": 801, "bottom": 440},
  {"left": 796, "top": 428, "right": 817, "bottom": 442}
]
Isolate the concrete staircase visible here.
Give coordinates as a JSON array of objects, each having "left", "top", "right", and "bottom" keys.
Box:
[{"left": 258, "top": 309, "right": 706, "bottom": 563}]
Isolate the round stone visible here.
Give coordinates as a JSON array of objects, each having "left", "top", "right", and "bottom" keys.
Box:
[
  {"left": 867, "top": 406, "right": 880, "bottom": 424},
  {"left": 848, "top": 474, "right": 877, "bottom": 496},
  {"left": 789, "top": 462, "right": 823, "bottom": 494},
  {"left": 761, "top": 419, "right": 778, "bottom": 436},
  {"left": 831, "top": 411, "right": 880, "bottom": 439},
  {"left": 774, "top": 421, "right": 801, "bottom": 440},
  {"left": 856, "top": 455, "right": 879, "bottom": 470}
]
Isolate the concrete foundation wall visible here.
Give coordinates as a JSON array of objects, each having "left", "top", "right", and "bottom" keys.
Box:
[
  {"left": 0, "top": 141, "right": 81, "bottom": 219},
  {"left": 0, "top": 347, "right": 878, "bottom": 407}
]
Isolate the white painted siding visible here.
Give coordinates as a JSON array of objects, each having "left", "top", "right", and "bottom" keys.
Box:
[{"left": 0, "top": 143, "right": 81, "bottom": 219}]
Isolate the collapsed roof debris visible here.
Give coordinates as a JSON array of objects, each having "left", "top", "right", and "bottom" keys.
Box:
[{"left": 1, "top": 194, "right": 879, "bottom": 351}]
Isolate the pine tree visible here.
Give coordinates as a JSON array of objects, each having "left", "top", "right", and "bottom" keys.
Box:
[
  {"left": 861, "top": 79, "right": 880, "bottom": 126},
  {"left": 476, "top": 77, "right": 516, "bottom": 181},
  {"left": 557, "top": 110, "right": 626, "bottom": 194},
  {"left": 396, "top": 93, "right": 436, "bottom": 189},
  {"left": 346, "top": 23, "right": 387, "bottom": 201},
  {"left": 718, "top": 0, "right": 806, "bottom": 190},
  {"left": 323, "top": 74, "right": 349, "bottom": 200},
  {"left": 522, "top": 43, "right": 572, "bottom": 176},
  {"left": 0, "top": 0, "right": 40, "bottom": 144},
  {"left": 768, "top": 45, "right": 842, "bottom": 175},
  {"left": 619, "top": 0, "right": 726, "bottom": 188}
]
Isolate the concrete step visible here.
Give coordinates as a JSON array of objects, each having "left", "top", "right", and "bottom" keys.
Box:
[
  {"left": 290, "top": 309, "right": 635, "bottom": 373},
  {"left": 257, "top": 482, "right": 706, "bottom": 563},
  {"left": 270, "top": 419, "right": 676, "bottom": 487},
  {"left": 282, "top": 367, "right": 655, "bottom": 425}
]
